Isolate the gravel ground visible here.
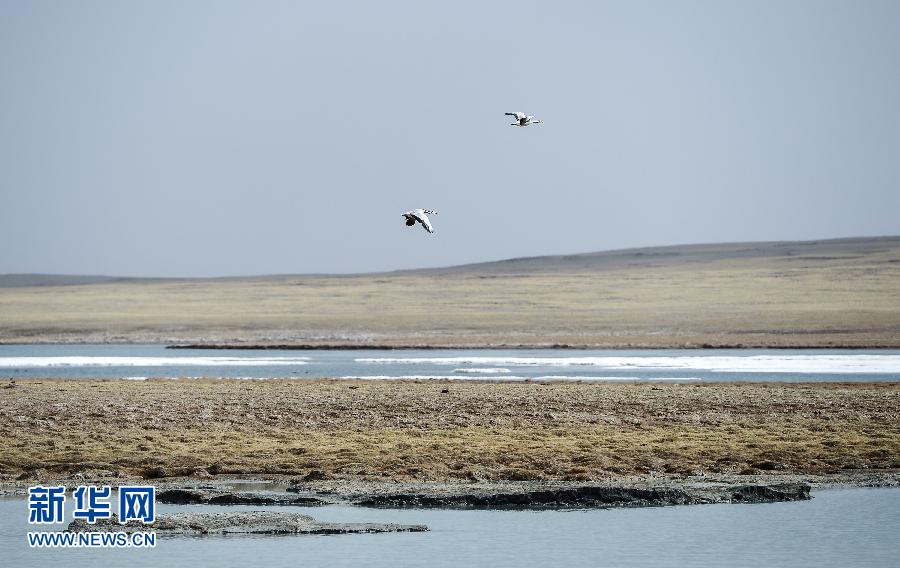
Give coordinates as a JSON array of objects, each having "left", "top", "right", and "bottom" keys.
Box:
[{"left": 2, "top": 379, "right": 898, "bottom": 486}]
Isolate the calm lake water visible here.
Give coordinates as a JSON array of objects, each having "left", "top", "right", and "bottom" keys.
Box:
[
  {"left": 2, "top": 488, "right": 899, "bottom": 567},
  {"left": 1, "top": 344, "right": 899, "bottom": 382}
]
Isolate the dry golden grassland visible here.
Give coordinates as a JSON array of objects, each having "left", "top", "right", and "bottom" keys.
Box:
[
  {"left": 2, "top": 239, "right": 900, "bottom": 347},
  {"left": 2, "top": 380, "right": 898, "bottom": 482}
]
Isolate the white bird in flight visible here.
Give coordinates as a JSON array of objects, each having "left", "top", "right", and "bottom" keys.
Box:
[
  {"left": 402, "top": 209, "right": 437, "bottom": 234},
  {"left": 505, "top": 112, "right": 542, "bottom": 127}
]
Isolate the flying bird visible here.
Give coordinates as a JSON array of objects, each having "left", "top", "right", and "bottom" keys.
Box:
[
  {"left": 505, "top": 112, "right": 542, "bottom": 127},
  {"left": 402, "top": 209, "right": 437, "bottom": 234}
]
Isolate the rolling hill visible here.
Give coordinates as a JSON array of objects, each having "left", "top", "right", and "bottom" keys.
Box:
[{"left": 1, "top": 236, "right": 899, "bottom": 347}]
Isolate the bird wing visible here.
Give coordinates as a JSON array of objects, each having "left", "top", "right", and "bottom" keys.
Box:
[
  {"left": 415, "top": 211, "right": 434, "bottom": 233},
  {"left": 505, "top": 112, "right": 526, "bottom": 120}
]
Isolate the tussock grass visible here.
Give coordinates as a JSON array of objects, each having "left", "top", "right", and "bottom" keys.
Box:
[{"left": 2, "top": 380, "right": 898, "bottom": 481}]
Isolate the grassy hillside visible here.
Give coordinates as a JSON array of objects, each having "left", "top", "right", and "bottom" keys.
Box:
[{"left": 1, "top": 237, "right": 899, "bottom": 347}]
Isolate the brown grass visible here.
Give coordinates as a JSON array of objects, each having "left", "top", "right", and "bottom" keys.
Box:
[
  {"left": 2, "top": 380, "right": 898, "bottom": 481},
  {"left": 2, "top": 240, "right": 899, "bottom": 347}
]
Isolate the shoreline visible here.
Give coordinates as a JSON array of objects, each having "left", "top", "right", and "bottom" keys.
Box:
[
  {"left": 4, "top": 472, "right": 899, "bottom": 509},
  {"left": 3, "top": 340, "right": 900, "bottom": 349},
  {"left": 165, "top": 343, "right": 900, "bottom": 350}
]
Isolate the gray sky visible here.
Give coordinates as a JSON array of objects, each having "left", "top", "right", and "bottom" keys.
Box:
[{"left": 2, "top": 1, "right": 899, "bottom": 277}]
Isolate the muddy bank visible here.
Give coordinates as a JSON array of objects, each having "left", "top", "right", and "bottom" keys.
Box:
[
  {"left": 115, "top": 479, "right": 814, "bottom": 511},
  {"left": 68, "top": 511, "right": 427, "bottom": 536},
  {"left": 149, "top": 473, "right": 896, "bottom": 511},
  {"left": 346, "top": 482, "right": 810, "bottom": 509},
  {"left": 155, "top": 488, "right": 328, "bottom": 506},
  {"left": 5, "top": 472, "right": 898, "bottom": 509}
]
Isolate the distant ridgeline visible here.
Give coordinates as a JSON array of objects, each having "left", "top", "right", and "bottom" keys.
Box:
[{"left": 1, "top": 236, "right": 899, "bottom": 348}]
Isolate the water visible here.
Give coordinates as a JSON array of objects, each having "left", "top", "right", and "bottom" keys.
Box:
[
  {"left": 2, "top": 488, "right": 898, "bottom": 567},
  {"left": 1, "top": 344, "right": 900, "bottom": 381}
]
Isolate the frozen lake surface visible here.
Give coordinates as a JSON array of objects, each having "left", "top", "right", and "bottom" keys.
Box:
[{"left": 1, "top": 344, "right": 899, "bottom": 381}]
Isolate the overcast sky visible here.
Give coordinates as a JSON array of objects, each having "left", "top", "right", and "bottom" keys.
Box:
[{"left": 2, "top": 1, "right": 899, "bottom": 277}]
